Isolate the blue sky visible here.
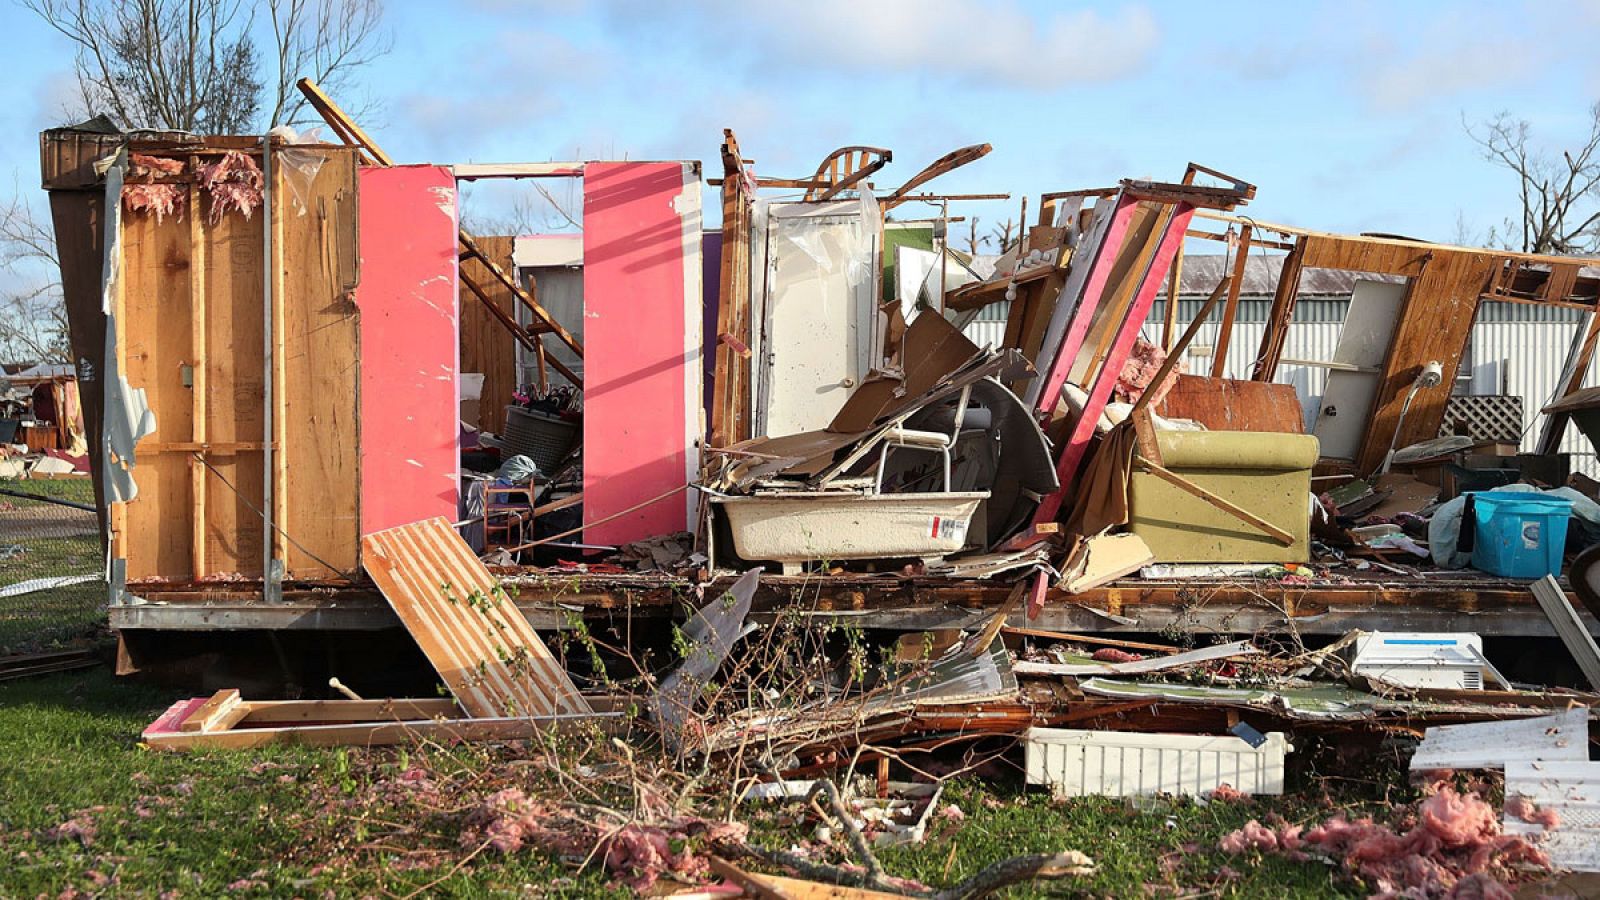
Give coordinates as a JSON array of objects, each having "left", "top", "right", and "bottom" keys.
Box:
[{"left": 2, "top": 0, "right": 1600, "bottom": 244}]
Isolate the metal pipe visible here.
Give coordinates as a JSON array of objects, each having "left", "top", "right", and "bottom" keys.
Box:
[{"left": 261, "top": 136, "right": 281, "bottom": 602}]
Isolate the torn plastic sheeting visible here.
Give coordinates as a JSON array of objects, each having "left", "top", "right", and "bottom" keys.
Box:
[
  {"left": 98, "top": 153, "right": 156, "bottom": 504},
  {"left": 268, "top": 125, "right": 330, "bottom": 215}
]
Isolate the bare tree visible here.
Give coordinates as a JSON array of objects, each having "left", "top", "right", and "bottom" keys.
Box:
[
  {"left": 25, "top": 0, "right": 263, "bottom": 132},
  {"left": 7, "top": 0, "right": 390, "bottom": 362},
  {"left": 1466, "top": 103, "right": 1600, "bottom": 255},
  {"left": 264, "top": 0, "right": 389, "bottom": 128},
  {"left": 0, "top": 191, "right": 69, "bottom": 363}
]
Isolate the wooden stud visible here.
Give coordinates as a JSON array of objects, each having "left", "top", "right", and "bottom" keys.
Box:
[
  {"left": 297, "top": 78, "right": 583, "bottom": 361},
  {"left": 1536, "top": 307, "right": 1600, "bottom": 455},
  {"left": 710, "top": 129, "right": 754, "bottom": 447},
  {"left": 1209, "top": 224, "right": 1251, "bottom": 378},
  {"left": 269, "top": 148, "right": 289, "bottom": 566},
  {"left": 1251, "top": 236, "right": 1306, "bottom": 381},
  {"left": 882, "top": 143, "right": 992, "bottom": 211},
  {"left": 458, "top": 268, "right": 582, "bottom": 387},
  {"left": 458, "top": 231, "right": 584, "bottom": 358},
  {"left": 187, "top": 182, "right": 207, "bottom": 579}
]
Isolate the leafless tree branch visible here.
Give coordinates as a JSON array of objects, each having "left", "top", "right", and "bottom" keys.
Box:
[{"left": 1466, "top": 103, "right": 1600, "bottom": 254}]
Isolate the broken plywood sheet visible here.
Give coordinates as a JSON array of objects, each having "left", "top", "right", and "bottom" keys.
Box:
[
  {"left": 1409, "top": 707, "right": 1590, "bottom": 771},
  {"left": 1505, "top": 760, "right": 1600, "bottom": 873},
  {"left": 361, "top": 517, "right": 590, "bottom": 718},
  {"left": 1060, "top": 532, "right": 1153, "bottom": 594}
]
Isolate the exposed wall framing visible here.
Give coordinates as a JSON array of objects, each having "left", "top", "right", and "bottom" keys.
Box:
[{"left": 109, "top": 142, "right": 362, "bottom": 582}]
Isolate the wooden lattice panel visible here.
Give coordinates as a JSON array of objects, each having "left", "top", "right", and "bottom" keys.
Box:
[{"left": 1438, "top": 394, "right": 1524, "bottom": 445}]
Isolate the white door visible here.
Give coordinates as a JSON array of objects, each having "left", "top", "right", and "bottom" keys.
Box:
[
  {"left": 755, "top": 201, "right": 877, "bottom": 437},
  {"left": 1313, "top": 279, "right": 1407, "bottom": 459}
]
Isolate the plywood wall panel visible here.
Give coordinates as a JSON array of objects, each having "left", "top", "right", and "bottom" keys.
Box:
[
  {"left": 118, "top": 211, "right": 195, "bottom": 580},
  {"left": 458, "top": 235, "right": 518, "bottom": 435},
  {"left": 200, "top": 206, "right": 266, "bottom": 576},
  {"left": 277, "top": 149, "right": 362, "bottom": 577}
]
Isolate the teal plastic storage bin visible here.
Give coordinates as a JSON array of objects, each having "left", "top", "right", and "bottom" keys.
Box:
[{"left": 1468, "top": 492, "right": 1573, "bottom": 579}]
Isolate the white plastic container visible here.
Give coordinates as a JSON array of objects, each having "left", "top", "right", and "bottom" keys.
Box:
[
  {"left": 714, "top": 491, "right": 987, "bottom": 563},
  {"left": 1024, "top": 727, "right": 1290, "bottom": 798}
]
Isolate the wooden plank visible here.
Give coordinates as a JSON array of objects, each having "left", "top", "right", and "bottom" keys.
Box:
[
  {"left": 1536, "top": 309, "right": 1600, "bottom": 455},
  {"left": 710, "top": 130, "right": 753, "bottom": 448},
  {"left": 1135, "top": 457, "right": 1295, "bottom": 546},
  {"left": 179, "top": 689, "right": 242, "bottom": 732},
  {"left": 1026, "top": 193, "right": 1134, "bottom": 414},
  {"left": 270, "top": 146, "right": 289, "bottom": 571},
  {"left": 118, "top": 192, "right": 195, "bottom": 579},
  {"left": 1209, "top": 224, "right": 1251, "bottom": 378},
  {"left": 1251, "top": 236, "right": 1306, "bottom": 380},
  {"left": 1197, "top": 210, "right": 1600, "bottom": 271},
  {"left": 1353, "top": 251, "right": 1496, "bottom": 473},
  {"left": 203, "top": 169, "right": 267, "bottom": 577},
  {"left": 237, "top": 697, "right": 462, "bottom": 724},
  {"left": 1033, "top": 203, "right": 1194, "bottom": 525},
  {"left": 144, "top": 696, "right": 616, "bottom": 751},
  {"left": 278, "top": 148, "right": 361, "bottom": 575},
  {"left": 1155, "top": 376, "right": 1305, "bottom": 433},
  {"left": 451, "top": 162, "right": 583, "bottom": 180},
  {"left": 188, "top": 182, "right": 207, "bottom": 578},
  {"left": 361, "top": 517, "right": 591, "bottom": 718},
  {"left": 458, "top": 235, "right": 519, "bottom": 434}
]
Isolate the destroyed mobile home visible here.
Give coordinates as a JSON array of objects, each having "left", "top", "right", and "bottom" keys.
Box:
[{"left": 27, "top": 79, "right": 1600, "bottom": 891}]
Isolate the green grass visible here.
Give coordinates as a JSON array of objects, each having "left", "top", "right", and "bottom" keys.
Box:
[
  {"left": 0, "top": 476, "right": 104, "bottom": 653},
  {"left": 0, "top": 669, "right": 1395, "bottom": 899}
]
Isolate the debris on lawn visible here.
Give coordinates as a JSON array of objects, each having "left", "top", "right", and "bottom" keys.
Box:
[
  {"left": 31, "top": 78, "right": 1600, "bottom": 900},
  {"left": 1221, "top": 782, "right": 1552, "bottom": 898}
]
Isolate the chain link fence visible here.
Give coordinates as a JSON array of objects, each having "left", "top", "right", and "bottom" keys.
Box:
[{"left": 0, "top": 478, "right": 105, "bottom": 654}]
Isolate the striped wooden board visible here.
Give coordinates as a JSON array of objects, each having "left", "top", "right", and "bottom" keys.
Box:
[{"left": 361, "top": 517, "right": 590, "bottom": 718}]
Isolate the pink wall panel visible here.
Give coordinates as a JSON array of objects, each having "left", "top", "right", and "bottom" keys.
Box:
[
  {"left": 357, "top": 165, "right": 460, "bottom": 534},
  {"left": 582, "top": 162, "right": 701, "bottom": 544}
]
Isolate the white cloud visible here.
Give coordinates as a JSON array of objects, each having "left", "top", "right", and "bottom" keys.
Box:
[
  {"left": 601, "top": 0, "right": 1160, "bottom": 89},
  {"left": 1359, "top": 38, "right": 1535, "bottom": 113}
]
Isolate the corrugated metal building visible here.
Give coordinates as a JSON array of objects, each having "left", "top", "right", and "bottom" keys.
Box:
[{"left": 959, "top": 254, "right": 1600, "bottom": 474}]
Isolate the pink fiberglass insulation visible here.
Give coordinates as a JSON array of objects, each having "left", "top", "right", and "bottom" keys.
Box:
[
  {"left": 356, "top": 166, "right": 460, "bottom": 534},
  {"left": 197, "top": 150, "right": 263, "bottom": 224},
  {"left": 122, "top": 184, "right": 185, "bottom": 222},
  {"left": 1219, "top": 787, "right": 1549, "bottom": 899},
  {"left": 581, "top": 162, "right": 700, "bottom": 545},
  {"left": 1503, "top": 794, "right": 1561, "bottom": 829},
  {"left": 1115, "top": 336, "right": 1180, "bottom": 405}
]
